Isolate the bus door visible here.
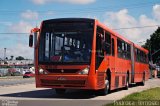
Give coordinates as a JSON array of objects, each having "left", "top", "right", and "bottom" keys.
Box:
[
  {"left": 131, "top": 43, "right": 135, "bottom": 83},
  {"left": 96, "top": 27, "right": 104, "bottom": 70},
  {"left": 105, "top": 32, "right": 115, "bottom": 71},
  {"left": 110, "top": 36, "right": 116, "bottom": 89},
  {"left": 104, "top": 32, "right": 116, "bottom": 89},
  {"left": 110, "top": 36, "right": 115, "bottom": 71}
]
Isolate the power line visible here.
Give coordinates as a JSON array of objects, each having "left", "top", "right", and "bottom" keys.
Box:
[
  {"left": 113, "top": 25, "right": 160, "bottom": 30},
  {"left": 0, "top": 33, "right": 29, "bottom": 34},
  {"left": 0, "top": 25, "right": 159, "bottom": 34}
]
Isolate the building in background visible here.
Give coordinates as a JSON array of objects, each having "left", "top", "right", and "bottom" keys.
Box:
[{"left": 0, "top": 59, "right": 34, "bottom": 77}]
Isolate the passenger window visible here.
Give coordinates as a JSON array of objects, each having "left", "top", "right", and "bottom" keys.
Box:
[
  {"left": 112, "top": 38, "right": 115, "bottom": 56},
  {"left": 96, "top": 26, "right": 104, "bottom": 69},
  {"left": 96, "top": 26, "right": 104, "bottom": 56},
  {"left": 105, "top": 32, "right": 111, "bottom": 55},
  {"left": 45, "top": 33, "right": 50, "bottom": 60},
  {"left": 117, "top": 39, "right": 123, "bottom": 58},
  {"left": 127, "top": 44, "right": 131, "bottom": 59},
  {"left": 146, "top": 54, "right": 149, "bottom": 63},
  {"left": 117, "top": 38, "right": 131, "bottom": 59}
]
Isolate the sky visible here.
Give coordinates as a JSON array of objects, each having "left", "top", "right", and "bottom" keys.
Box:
[{"left": 0, "top": 0, "right": 160, "bottom": 59}]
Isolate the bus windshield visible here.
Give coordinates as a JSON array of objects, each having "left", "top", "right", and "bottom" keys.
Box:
[{"left": 38, "top": 22, "right": 94, "bottom": 64}]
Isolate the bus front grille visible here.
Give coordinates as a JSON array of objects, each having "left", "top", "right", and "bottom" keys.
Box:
[
  {"left": 46, "top": 69, "right": 80, "bottom": 73},
  {"left": 41, "top": 79, "right": 85, "bottom": 85}
]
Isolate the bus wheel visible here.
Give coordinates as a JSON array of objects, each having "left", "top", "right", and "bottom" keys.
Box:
[
  {"left": 124, "top": 74, "right": 129, "bottom": 90},
  {"left": 55, "top": 89, "right": 66, "bottom": 94},
  {"left": 140, "top": 73, "right": 145, "bottom": 86},
  {"left": 97, "top": 80, "right": 110, "bottom": 96}
]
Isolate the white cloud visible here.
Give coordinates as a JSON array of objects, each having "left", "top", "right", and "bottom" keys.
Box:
[
  {"left": 138, "top": 15, "right": 157, "bottom": 42},
  {"left": 8, "top": 21, "right": 33, "bottom": 33},
  {"left": 5, "top": 21, "right": 34, "bottom": 61},
  {"left": 21, "top": 10, "right": 39, "bottom": 20},
  {"left": 7, "top": 43, "right": 33, "bottom": 59},
  {"left": 31, "top": 0, "right": 95, "bottom": 5},
  {"left": 103, "top": 4, "right": 160, "bottom": 43},
  {"left": 2, "top": 21, "right": 34, "bottom": 59},
  {"left": 104, "top": 9, "right": 141, "bottom": 41},
  {"left": 153, "top": 4, "right": 160, "bottom": 21},
  {"left": 104, "top": 9, "right": 138, "bottom": 28},
  {"left": 3, "top": 20, "right": 34, "bottom": 59}
]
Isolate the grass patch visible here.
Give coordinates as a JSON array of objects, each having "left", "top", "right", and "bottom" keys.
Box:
[
  {"left": 122, "top": 87, "right": 160, "bottom": 100},
  {"left": 105, "top": 87, "right": 160, "bottom": 106}
]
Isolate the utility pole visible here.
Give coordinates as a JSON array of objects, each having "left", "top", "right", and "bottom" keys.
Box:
[{"left": 4, "top": 48, "right": 6, "bottom": 61}]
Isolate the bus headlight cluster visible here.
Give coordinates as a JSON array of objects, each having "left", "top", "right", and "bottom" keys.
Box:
[
  {"left": 39, "top": 68, "right": 48, "bottom": 74},
  {"left": 78, "top": 67, "right": 89, "bottom": 75}
]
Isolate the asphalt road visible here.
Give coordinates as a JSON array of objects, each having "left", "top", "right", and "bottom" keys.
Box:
[{"left": 0, "top": 78, "right": 160, "bottom": 106}]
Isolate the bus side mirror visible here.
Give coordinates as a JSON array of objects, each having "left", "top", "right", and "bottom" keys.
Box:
[{"left": 29, "top": 34, "right": 33, "bottom": 47}]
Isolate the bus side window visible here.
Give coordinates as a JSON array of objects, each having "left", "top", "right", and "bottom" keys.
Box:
[
  {"left": 105, "top": 32, "right": 111, "bottom": 55},
  {"left": 142, "top": 52, "right": 144, "bottom": 63},
  {"left": 136, "top": 49, "right": 139, "bottom": 61},
  {"left": 96, "top": 26, "right": 104, "bottom": 56},
  {"left": 45, "top": 33, "right": 50, "bottom": 60},
  {"left": 117, "top": 39, "right": 122, "bottom": 58},
  {"left": 127, "top": 44, "right": 131, "bottom": 59},
  {"left": 135, "top": 49, "right": 139, "bottom": 62},
  {"left": 122, "top": 42, "right": 125, "bottom": 58},
  {"left": 146, "top": 54, "right": 149, "bottom": 63},
  {"left": 111, "top": 38, "right": 115, "bottom": 56},
  {"left": 137, "top": 49, "right": 141, "bottom": 62},
  {"left": 142, "top": 52, "right": 146, "bottom": 63},
  {"left": 96, "top": 26, "right": 104, "bottom": 69}
]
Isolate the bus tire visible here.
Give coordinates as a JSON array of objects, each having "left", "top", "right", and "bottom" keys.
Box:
[
  {"left": 124, "top": 74, "right": 129, "bottom": 90},
  {"left": 140, "top": 73, "right": 145, "bottom": 86},
  {"left": 55, "top": 89, "right": 66, "bottom": 94},
  {"left": 97, "top": 79, "right": 110, "bottom": 96}
]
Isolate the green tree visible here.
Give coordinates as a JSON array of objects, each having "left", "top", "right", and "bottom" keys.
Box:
[
  {"left": 10, "top": 55, "right": 14, "bottom": 60},
  {"left": 15, "top": 56, "right": 25, "bottom": 60},
  {"left": 143, "top": 27, "right": 160, "bottom": 63},
  {"left": 5, "top": 57, "right": 8, "bottom": 60}
]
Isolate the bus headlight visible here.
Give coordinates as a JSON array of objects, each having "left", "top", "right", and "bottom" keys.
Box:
[
  {"left": 78, "top": 67, "right": 89, "bottom": 75},
  {"left": 39, "top": 69, "right": 44, "bottom": 74},
  {"left": 39, "top": 69, "right": 48, "bottom": 74}
]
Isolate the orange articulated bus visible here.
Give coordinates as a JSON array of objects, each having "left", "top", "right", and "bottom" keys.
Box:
[{"left": 29, "top": 18, "right": 150, "bottom": 95}]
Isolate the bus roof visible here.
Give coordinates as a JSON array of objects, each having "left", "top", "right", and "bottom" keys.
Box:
[
  {"left": 134, "top": 44, "right": 149, "bottom": 53},
  {"left": 43, "top": 18, "right": 95, "bottom": 23}
]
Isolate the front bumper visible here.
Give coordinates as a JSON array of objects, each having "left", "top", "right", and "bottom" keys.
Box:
[{"left": 36, "top": 74, "right": 95, "bottom": 89}]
